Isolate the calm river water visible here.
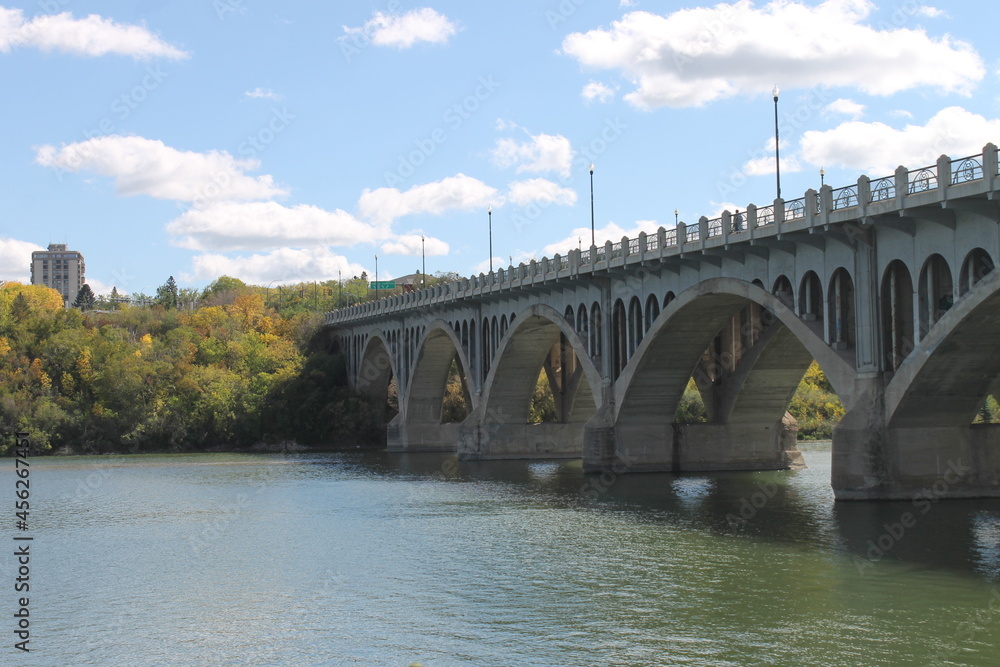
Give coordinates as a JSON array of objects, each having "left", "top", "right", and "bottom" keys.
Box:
[{"left": 3, "top": 443, "right": 1000, "bottom": 666}]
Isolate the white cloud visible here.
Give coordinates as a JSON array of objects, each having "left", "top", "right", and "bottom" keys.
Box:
[
  {"left": 561, "top": 1, "right": 983, "bottom": 110},
  {"left": 167, "top": 201, "right": 379, "bottom": 252},
  {"left": 506, "top": 178, "right": 577, "bottom": 206},
  {"left": 491, "top": 132, "right": 574, "bottom": 178},
  {"left": 343, "top": 8, "right": 457, "bottom": 49},
  {"left": 0, "top": 237, "right": 44, "bottom": 282},
  {"left": 582, "top": 81, "right": 615, "bottom": 104},
  {"left": 34, "top": 135, "right": 286, "bottom": 204},
  {"left": 0, "top": 7, "right": 188, "bottom": 59},
  {"left": 245, "top": 87, "right": 281, "bottom": 101},
  {"left": 357, "top": 174, "right": 497, "bottom": 225},
  {"left": 825, "top": 98, "right": 865, "bottom": 119},
  {"left": 916, "top": 6, "right": 947, "bottom": 18},
  {"left": 185, "top": 248, "right": 368, "bottom": 286},
  {"left": 799, "top": 106, "right": 1000, "bottom": 175},
  {"left": 741, "top": 137, "right": 801, "bottom": 176},
  {"left": 380, "top": 234, "right": 449, "bottom": 256}
]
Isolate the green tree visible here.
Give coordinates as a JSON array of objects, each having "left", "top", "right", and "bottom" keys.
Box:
[
  {"left": 156, "top": 276, "right": 179, "bottom": 309},
  {"left": 73, "top": 284, "right": 96, "bottom": 311}
]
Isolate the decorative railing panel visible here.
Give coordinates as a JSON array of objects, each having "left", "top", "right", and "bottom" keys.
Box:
[
  {"left": 908, "top": 167, "right": 937, "bottom": 193},
  {"left": 784, "top": 198, "right": 805, "bottom": 221},
  {"left": 831, "top": 185, "right": 859, "bottom": 210},
  {"left": 951, "top": 155, "right": 983, "bottom": 184}
]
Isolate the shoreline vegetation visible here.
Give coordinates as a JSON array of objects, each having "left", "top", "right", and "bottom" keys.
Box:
[{"left": 0, "top": 276, "right": 866, "bottom": 456}]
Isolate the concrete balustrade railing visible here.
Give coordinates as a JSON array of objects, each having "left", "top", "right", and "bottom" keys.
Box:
[{"left": 325, "top": 143, "right": 1000, "bottom": 326}]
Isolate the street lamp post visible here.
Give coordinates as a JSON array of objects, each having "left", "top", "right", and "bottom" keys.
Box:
[
  {"left": 773, "top": 85, "right": 781, "bottom": 200},
  {"left": 674, "top": 209, "right": 679, "bottom": 225},
  {"left": 488, "top": 206, "right": 493, "bottom": 273},
  {"left": 374, "top": 254, "right": 379, "bottom": 300},
  {"left": 421, "top": 234, "right": 426, "bottom": 288},
  {"left": 589, "top": 163, "right": 595, "bottom": 246},
  {"left": 820, "top": 167, "right": 825, "bottom": 188}
]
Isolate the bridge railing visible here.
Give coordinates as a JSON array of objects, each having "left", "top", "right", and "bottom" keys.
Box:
[
  {"left": 951, "top": 154, "right": 983, "bottom": 184},
  {"left": 784, "top": 197, "right": 806, "bottom": 221},
  {"left": 325, "top": 142, "right": 1000, "bottom": 325},
  {"left": 831, "top": 184, "right": 859, "bottom": 210},
  {"left": 908, "top": 166, "right": 937, "bottom": 193},
  {"left": 869, "top": 176, "right": 894, "bottom": 202}
]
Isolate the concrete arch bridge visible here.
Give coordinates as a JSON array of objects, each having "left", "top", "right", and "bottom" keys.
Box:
[{"left": 326, "top": 144, "right": 1000, "bottom": 500}]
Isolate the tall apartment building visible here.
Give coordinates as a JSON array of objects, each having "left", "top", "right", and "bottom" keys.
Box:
[{"left": 30, "top": 243, "right": 86, "bottom": 306}]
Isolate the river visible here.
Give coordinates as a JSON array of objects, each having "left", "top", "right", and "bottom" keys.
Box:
[{"left": 3, "top": 442, "right": 1000, "bottom": 665}]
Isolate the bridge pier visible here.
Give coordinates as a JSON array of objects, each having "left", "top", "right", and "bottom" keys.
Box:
[
  {"left": 832, "top": 377, "right": 1000, "bottom": 499},
  {"left": 583, "top": 410, "right": 803, "bottom": 473},
  {"left": 457, "top": 405, "right": 584, "bottom": 460},
  {"left": 387, "top": 416, "right": 461, "bottom": 453}
]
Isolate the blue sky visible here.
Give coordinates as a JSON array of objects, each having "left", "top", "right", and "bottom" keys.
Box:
[{"left": 1, "top": 0, "right": 998, "bottom": 296}]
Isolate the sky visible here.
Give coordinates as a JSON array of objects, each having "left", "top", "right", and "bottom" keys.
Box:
[{"left": 1, "top": 0, "right": 999, "bottom": 296}]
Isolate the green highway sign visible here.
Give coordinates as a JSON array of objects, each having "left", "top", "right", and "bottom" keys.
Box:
[{"left": 370, "top": 281, "right": 396, "bottom": 289}]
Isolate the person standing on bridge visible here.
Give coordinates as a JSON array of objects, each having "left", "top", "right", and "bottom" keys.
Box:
[{"left": 733, "top": 210, "right": 743, "bottom": 232}]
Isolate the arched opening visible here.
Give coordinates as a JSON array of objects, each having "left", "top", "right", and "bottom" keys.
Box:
[
  {"left": 491, "top": 316, "right": 499, "bottom": 360},
  {"left": 576, "top": 304, "right": 589, "bottom": 344},
  {"left": 480, "top": 309, "right": 602, "bottom": 458},
  {"left": 500, "top": 314, "right": 508, "bottom": 339},
  {"left": 773, "top": 275, "right": 793, "bottom": 308},
  {"left": 590, "top": 301, "right": 602, "bottom": 359},
  {"left": 751, "top": 278, "right": 765, "bottom": 289},
  {"left": 628, "top": 296, "right": 643, "bottom": 356},
  {"left": 827, "top": 268, "right": 855, "bottom": 350},
  {"left": 959, "top": 248, "right": 994, "bottom": 296},
  {"left": 481, "top": 317, "right": 491, "bottom": 377},
  {"left": 564, "top": 305, "right": 575, "bottom": 322},
  {"left": 881, "top": 259, "right": 914, "bottom": 372},
  {"left": 612, "top": 299, "right": 627, "bottom": 380},
  {"left": 358, "top": 336, "right": 398, "bottom": 432},
  {"left": 798, "top": 271, "right": 823, "bottom": 322},
  {"left": 917, "top": 254, "right": 953, "bottom": 339},
  {"left": 644, "top": 294, "right": 660, "bottom": 332},
  {"left": 664, "top": 291, "right": 676, "bottom": 308}
]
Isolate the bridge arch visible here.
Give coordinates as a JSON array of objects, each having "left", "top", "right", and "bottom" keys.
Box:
[
  {"left": 827, "top": 267, "right": 855, "bottom": 349},
  {"left": 480, "top": 303, "right": 602, "bottom": 429},
  {"left": 357, "top": 330, "right": 399, "bottom": 428},
  {"left": 917, "top": 253, "right": 954, "bottom": 339},
  {"left": 613, "top": 277, "right": 855, "bottom": 426},
  {"left": 885, "top": 269, "right": 1000, "bottom": 427},
  {"left": 959, "top": 248, "right": 994, "bottom": 296},
  {"left": 403, "top": 320, "right": 477, "bottom": 424},
  {"left": 881, "top": 259, "right": 915, "bottom": 372}
]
